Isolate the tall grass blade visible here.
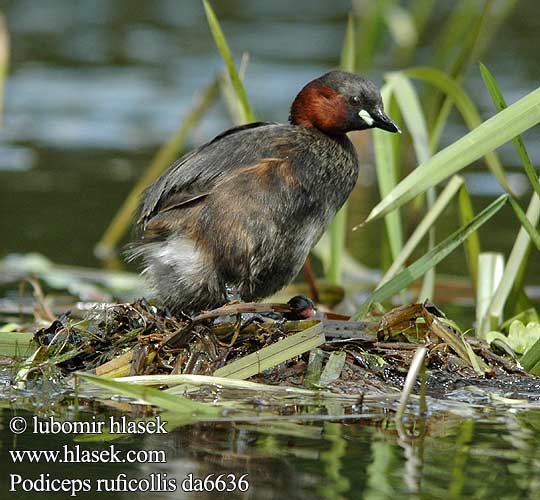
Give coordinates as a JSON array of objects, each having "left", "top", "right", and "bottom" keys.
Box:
[
  {"left": 431, "top": 0, "right": 480, "bottom": 72},
  {"left": 457, "top": 184, "right": 481, "bottom": 292},
  {"left": 353, "top": 0, "right": 380, "bottom": 71},
  {"left": 391, "top": 0, "right": 435, "bottom": 66},
  {"left": 473, "top": 0, "right": 518, "bottom": 63},
  {"left": 418, "top": 226, "right": 436, "bottom": 302},
  {"left": 378, "top": 175, "right": 464, "bottom": 286},
  {"left": 519, "top": 337, "right": 540, "bottom": 374},
  {"left": 0, "top": 15, "right": 8, "bottom": 124},
  {"left": 373, "top": 84, "right": 403, "bottom": 261},
  {"left": 480, "top": 63, "right": 540, "bottom": 200},
  {"left": 505, "top": 248, "right": 533, "bottom": 316},
  {"left": 78, "top": 373, "right": 220, "bottom": 416},
  {"left": 476, "top": 252, "right": 504, "bottom": 339},
  {"left": 386, "top": 72, "right": 429, "bottom": 163},
  {"left": 327, "top": 211, "right": 347, "bottom": 286},
  {"left": 483, "top": 68, "right": 540, "bottom": 324},
  {"left": 445, "top": 0, "right": 490, "bottom": 79},
  {"left": 383, "top": 4, "right": 417, "bottom": 50},
  {"left": 428, "top": 0, "right": 518, "bottom": 135},
  {"left": 395, "top": 346, "right": 427, "bottom": 419},
  {"left": 509, "top": 197, "right": 540, "bottom": 255},
  {"left": 219, "top": 52, "right": 251, "bottom": 126},
  {"left": 488, "top": 194, "right": 540, "bottom": 327},
  {"left": 203, "top": 0, "right": 255, "bottom": 123},
  {"left": 339, "top": 14, "right": 355, "bottom": 71},
  {"left": 385, "top": 72, "right": 435, "bottom": 300},
  {"left": 95, "top": 77, "right": 220, "bottom": 259},
  {"left": 425, "top": 1, "right": 489, "bottom": 152},
  {"left": 406, "top": 67, "right": 512, "bottom": 193},
  {"left": 355, "top": 195, "right": 508, "bottom": 319},
  {"left": 364, "top": 86, "right": 540, "bottom": 224},
  {"left": 327, "top": 14, "right": 355, "bottom": 285},
  {"left": 409, "top": 0, "right": 436, "bottom": 38}
]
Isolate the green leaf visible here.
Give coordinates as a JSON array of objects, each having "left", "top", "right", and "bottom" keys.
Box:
[
  {"left": 78, "top": 373, "right": 220, "bottom": 416},
  {"left": 213, "top": 323, "right": 325, "bottom": 379},
  {"left": 520, "top": 336, "right": 540, "bottom": 374},
  {"left": 509, "top": 197, "right": 540, "bottom": 255},
  {"left": 0, "top": 15, "right": 7, "bottom": 124},
  {"left": 431, "top": 0, "right": 480, "bottom": 72},
  {"left": 0, "top": 323, "right": 18, "bottom": 332},
  {"left": 384, "top": 71, "right": 435, "bottom": 299},
  {"left": 373, "top": 84, "right": 403, "bottom": 261},
  {"left": 457, "top": 184, "right": 481, "bottom": 292},
  {"left": 0, "top": 331, "right": 36, "bottom": 357},
  {"left": 364, "top": 85, "right": 540, "bottom": 224},
  {"left": 501, "top": 309, "right": 540, "bottom": 332},
  {"left": 340, "top": 14, "right": 355, "bottom": 72},
  {"left": 219, "top": 53, "right": 250, "bottom": 125},
  {"left": 462, "top": 339, "right": 484, "bottom": 376},
  {"left": 202, "top": 0, "right": 255, "bottom": 123},
  {"left": 476, "top": 252, "right": 504, "bottom": 339},
  {"left": 480, "top": 62, "right": 540, "bottom": 200},
  {"left": 354, "top": 195, "right": 508, "bottom": 319},
  {"left": 481, "top": 65, "right": 540, "bottom": 320},
  {"left": 407, "top": 67, "right": 512, "bottom": 193},
  {"left": 383, "top": 4, "right": 417, "bottom": 49},
  {"left": 488, "top": 195, "right": 540, "bottom": 325},
  {"left": 319, "top": 352, "right": 347, "bottom": 387},
  {"left": 378, "top": 175, "right": 464, "bottom": 286},
  {"left": 386, "top": 72, "right": 429, "bottom": 163},
  {"left": 327, "top": 14, "right": 356, "bottom": 285},
  {"left": 485, "top": 331, "right": 516, "bottom": 358},
  {"left": 304, "top": 349, "right": 325, "bottom": 388},
  {"left": 504, "top": 320, "right": 540, "bottom": 355}
]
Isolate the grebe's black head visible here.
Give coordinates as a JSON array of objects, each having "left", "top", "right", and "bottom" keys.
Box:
[
  {"left": 285, "top": 295, "right": 316, "bottom": 320},
  {"left": 290, "top": 70, "right": 400, "bottom": 135}
]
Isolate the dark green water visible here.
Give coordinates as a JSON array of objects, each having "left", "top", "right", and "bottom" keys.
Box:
[{"left": 2, "top": 405, "right": 540, "bottom": 499}]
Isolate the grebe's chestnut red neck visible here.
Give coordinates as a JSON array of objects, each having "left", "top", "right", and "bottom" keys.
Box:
[{"left": 289, "top": 70, "right": 400, "bottom": 135}]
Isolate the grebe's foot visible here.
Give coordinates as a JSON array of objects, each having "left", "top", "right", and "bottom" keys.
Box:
[{"left": 225, "top": 284, "right": 242, "bottom": 304}]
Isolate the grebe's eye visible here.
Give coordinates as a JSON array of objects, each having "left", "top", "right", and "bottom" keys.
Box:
[{"left": 350, "top": 95, "right": 361, "bottom": 105}]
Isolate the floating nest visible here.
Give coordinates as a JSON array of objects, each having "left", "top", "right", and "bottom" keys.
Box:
[{"left": 27, "top": 297, "right": 534, "bottom": 398}]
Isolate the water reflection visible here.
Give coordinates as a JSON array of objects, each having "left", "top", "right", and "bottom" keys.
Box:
[{"left": 3, "top": 406, "right": 540, "bottom": 499}]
